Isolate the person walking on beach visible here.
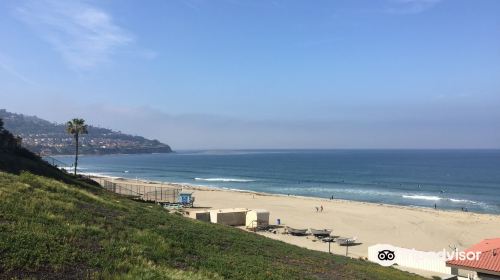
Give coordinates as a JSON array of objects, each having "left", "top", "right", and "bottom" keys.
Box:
[
  {"left": 320, "top": 205, "right": 324, "bottom": 212},
  {"left": 434, "top": 203, "right": 437, "bottom": 209}
]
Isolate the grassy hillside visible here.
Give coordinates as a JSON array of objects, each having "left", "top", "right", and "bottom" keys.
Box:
[
  {"left": 0, "top": 117, "right": 90, "bottom": 186},
  {"left": 0, "top": 171, "right": 427, "bottom": 279},
  {"left": 0, "top": 147, "right": 98, "bottom": 189},
  {"left": 0, "top": 132, "right": 424, "bottom": 280}
]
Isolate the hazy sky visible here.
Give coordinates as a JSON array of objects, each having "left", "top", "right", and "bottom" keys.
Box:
[{"left": 1, "top": 0, "right": 499, "bottom": 149}]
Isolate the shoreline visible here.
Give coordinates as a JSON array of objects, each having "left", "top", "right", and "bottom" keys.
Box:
[
  {"left": 88, "top": 173, "right": 500, "bottom": 261},
  {"left": 85, "top": 172, "right": 499, "bottom": 217},
  {"left": 46, "top": 151, "right": 174, "bottom": 157}
]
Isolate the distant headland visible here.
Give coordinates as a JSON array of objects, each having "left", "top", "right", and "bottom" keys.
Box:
[{"left": 0, "top": 109, "right": 172, "bottom": 156}]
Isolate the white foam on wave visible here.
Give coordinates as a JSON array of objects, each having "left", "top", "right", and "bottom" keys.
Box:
[
  {"left": 448, "top": 198, "right": 478, "bottom": 204},
  {"left": 172, "top": 182, "right": 260, "bottom": 194},
  {"left": 60, "top": 166, "right": 88, "bottom": 171},
  {"left": 274, "top": 187, "right": 401, "bottom": 198},
  {"left": 194, "top": 177, "right": 256, "bottom": 183},
  {"left": 402, "top": 195, "right": 442, "bottom": 201},
  {"left": 79, "top": 172, "right": 123, "bottom": 180},
  {"left": 403, "top": 195, "right": 481, "bottom": 205}
]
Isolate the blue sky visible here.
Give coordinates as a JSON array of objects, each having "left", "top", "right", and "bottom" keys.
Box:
[{"left": 1, "top": 0, "right": 499, "bottom": 149}]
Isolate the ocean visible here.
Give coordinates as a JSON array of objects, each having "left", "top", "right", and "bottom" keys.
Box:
[{"left": 53, "top": 150, "right": 500, "bottom": 214}]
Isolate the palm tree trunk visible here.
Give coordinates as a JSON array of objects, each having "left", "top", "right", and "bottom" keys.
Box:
[{"left": 74, "top": 133, "right": 79, "bottom": 175}]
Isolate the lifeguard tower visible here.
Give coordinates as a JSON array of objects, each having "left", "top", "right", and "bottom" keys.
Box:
[{"left": 179, "top": 192, "right": 195, "bottom": 207}]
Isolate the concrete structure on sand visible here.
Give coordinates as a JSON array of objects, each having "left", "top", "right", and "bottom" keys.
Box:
[{"left": 209, "top": 208, "right": 249, "bottom": 226}]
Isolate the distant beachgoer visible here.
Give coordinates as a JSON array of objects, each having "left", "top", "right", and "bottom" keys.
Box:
[
  {"left": 434, "top": 203, "right": 437, "bottom": 209},
  {"left": 320, "top": 205, "right": 324, "bottom": 212},
  {"left": 315, "top": 206, "right": 319, "bottom": 212}
]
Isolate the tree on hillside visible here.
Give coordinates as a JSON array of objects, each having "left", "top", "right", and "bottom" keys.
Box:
[
  {"left": 66, "top": 119, "right": 88, "bottom": 175},
  {"left": 0, "top": 118, "right": 5, "bottom": 148},
  {"left": 0, "top": 118, "right": 22, "bottom": 150}
]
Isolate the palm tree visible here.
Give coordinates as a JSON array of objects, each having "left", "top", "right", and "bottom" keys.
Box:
[{"left": 66, "top": 118, "right": 88, "bottom": 175}]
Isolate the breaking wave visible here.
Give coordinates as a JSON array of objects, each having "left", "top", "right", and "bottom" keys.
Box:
[
  {"left": 402, "top": 195, "right": 480, "bottom": 205},
  {"left": 402, "top": 195, "right": 442, "bottom": 201},
  {"left": 194, "top": 177, "right": 256, "bottom": 183}
]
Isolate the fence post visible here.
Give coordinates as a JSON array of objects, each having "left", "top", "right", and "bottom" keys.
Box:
[{"left": 155, "top": 187, "right": 158, "bottom": 202}]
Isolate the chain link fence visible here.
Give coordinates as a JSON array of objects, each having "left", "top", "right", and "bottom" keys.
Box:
[{"left": 95, "top": 177, "right": 181, "bottom": 203}]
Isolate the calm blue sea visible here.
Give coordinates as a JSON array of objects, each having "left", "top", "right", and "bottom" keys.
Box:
[{"left": 53, "top": 150, "right": 500, "bottom": 214}]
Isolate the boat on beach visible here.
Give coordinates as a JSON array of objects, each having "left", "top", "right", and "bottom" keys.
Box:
[
  {"left": 286, "top": 226, "right": 308, "bottom": 236},
  {"left": 337, "top": 237, "right": 357, "bottom": 246},
  {"left": 309, "top": 228, "right": 331, "bottom": 237}
]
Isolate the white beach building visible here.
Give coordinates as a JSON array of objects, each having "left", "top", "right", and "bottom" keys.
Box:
[{"left": 245, "top": 209, "right": 270, "bottom": 229}]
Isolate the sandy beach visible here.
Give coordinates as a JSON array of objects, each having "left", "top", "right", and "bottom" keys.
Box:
[{"left": 93, "top": 176, "right": 500, "bottom": 259}]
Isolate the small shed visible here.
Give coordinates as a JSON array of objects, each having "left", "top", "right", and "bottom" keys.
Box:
[
  {"left": 210, "top": 208, "right": 248, "bottom": 226},
  {"left": 246, "top": 209, "right": 270, "bottom": 229}
]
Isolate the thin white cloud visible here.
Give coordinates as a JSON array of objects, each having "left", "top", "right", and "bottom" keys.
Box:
[
  {"left": 15, "top": 0, "right": 134, "bottom": 69},
  {"left": 386, "top": 0, "right": 444, "bottom": 14},
  {"left": 0, "top": 53, "right": 38, "bottom": 86}
]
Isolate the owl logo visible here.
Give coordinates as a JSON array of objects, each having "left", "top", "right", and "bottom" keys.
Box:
[{"left": 378, "top": 250, "right": 395, "bottom": 261}]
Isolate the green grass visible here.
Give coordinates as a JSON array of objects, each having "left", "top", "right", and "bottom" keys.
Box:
[
  {"left": 0, "top": 147, "right": 426, "bottom": 279},
  {"left": 0, "top": 172, "right": 426, "bottom": 280}
]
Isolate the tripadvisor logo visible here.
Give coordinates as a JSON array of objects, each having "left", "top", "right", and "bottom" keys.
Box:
[
  {"left": 378, "top": 250, "right": 395, "bottom": 261},
  {"left": 369, "top": 244, "right": 399, "bottom": 266},
  {"left": 369, "top": 244, "right": 481, "bottom": 267}
]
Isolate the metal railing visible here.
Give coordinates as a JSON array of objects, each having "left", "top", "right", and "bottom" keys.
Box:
[{"left": 43, "top": 156, "right": 71, "bottom": 168}]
